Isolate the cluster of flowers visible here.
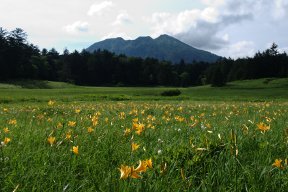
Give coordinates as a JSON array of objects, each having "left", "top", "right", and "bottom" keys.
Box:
[
  {"left": 119, "top": 159, "right": 152, "bottom": 179},
  {"left": 1, "top": 123, "right": 12, "bottom": 147},
  {"left": 47, "top": 136, "right": 79, "bottom": 155}
]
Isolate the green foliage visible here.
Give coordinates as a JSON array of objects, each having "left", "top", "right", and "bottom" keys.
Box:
[
  {"left": 209, "top": 65, "right": 226, "bottom": 87},
  {"left": 160, "top": 89, "right": 181, "bottom": 96}
]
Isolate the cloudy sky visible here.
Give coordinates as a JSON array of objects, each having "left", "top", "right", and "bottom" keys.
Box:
[{"left": 1, "top": 0, "right": 287, "bottom": 58}]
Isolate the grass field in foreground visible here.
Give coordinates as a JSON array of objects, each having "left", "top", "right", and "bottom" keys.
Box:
[
  {"left": 1, "top": 101, "right": 288, "bottom": 191},
  {"left": 0, "top": 78, "right": 288, "bottom": 191}
]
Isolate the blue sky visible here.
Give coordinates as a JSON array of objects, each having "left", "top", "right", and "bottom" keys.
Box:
[{"left": 1, "top": 0, "right": 288, "bottom": 58}]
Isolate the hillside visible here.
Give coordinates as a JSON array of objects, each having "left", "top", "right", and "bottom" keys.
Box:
[{"left": 86, "top": 34, "right": 220, "bottom": 63}]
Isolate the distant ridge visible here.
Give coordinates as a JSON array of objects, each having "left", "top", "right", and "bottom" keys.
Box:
[{"left": 86, "top": 34, "right": 220, "bottom": 63}]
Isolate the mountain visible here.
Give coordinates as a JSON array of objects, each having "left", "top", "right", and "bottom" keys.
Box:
[{"left": 86, "top": 34, "right": 220, "bottom": 63}]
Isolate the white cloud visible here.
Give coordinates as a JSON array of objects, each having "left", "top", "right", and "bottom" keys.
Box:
[
  {"left": 201, "top": 7, "right": 219, "bottom": 23},
  {"left": 201, "top": 0, "right": 225, "bottom": 7},
  {"left": 222, "top": 33, "right": 229, "bottom": 42},
  {"left": 64, "top": 21, "right": 89, "bottom": 34},
  {"left": 101, "top": 32, "right": 132, "bottom": 40},
  {"left": 176, "top": 10, "right": 200, "bottom": 31},
  {"left": 148, "top": 13, "right": 173, "bottom": 36},
  {"left": 87, "top": 1, "right": 114, "bottom": 16},
  {"left": 147, "top": 10, "right": 199, "bottom": 37},
  {"left": 148, "top": 0, "right": 288, "bottom": 58},
  {"left": 273, "top": 0, "right": 288, "bottom": 19},
  {"left": 279, "top": 47, "right": 288, "bottom": 54},
  {"left": 217, "top": 41, "right": 255, "bottom": 58},
  {"left": 146, "top": 3, "right": 251, "bottom": 50},
  {"left": 112, "top": 11, "right": 132, "bottom": 25}
]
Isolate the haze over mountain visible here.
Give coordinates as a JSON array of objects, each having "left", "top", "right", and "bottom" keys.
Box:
[{"left": 86, "top": 34, "right": 220, "bottom": 63}]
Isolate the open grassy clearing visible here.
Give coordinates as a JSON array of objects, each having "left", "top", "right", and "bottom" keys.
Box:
[{"left": 0, "top": 78, "right": 288, "bottom": 103}]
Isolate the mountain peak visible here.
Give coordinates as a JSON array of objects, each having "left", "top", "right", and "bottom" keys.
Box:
[
  {"left": 104, "top": 37, "right": 124, "bottom": 41},
  {"left": 86, "top": 34, "right": 220, "bottom": 63},
  {"left": 157, "top": 34, "right": 173, "bottom": 39},
  {"left": 115, "top": 37, "right": 124, "bottom": 41},
  {"left": 135, "top": 36, "right": 153, "bottom": 41}
]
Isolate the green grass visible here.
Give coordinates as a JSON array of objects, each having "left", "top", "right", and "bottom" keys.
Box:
[
  {"left": 226, "top": 78, "right": 288, "bottom": 89},
  {"left": 0, "top": 78, "right": 288, "bottom": 191},
  {"left": 0, "top": 80, "right": 77, "bottom": 89},
  {"left": 1, "top": 101, "right": 288, "bottom": 191},
  {"left": 0, "top": 83, "right": 21, "bottom": 89},
  {"left": 0, "top": 78, "right": 288, "bottom": 103}
]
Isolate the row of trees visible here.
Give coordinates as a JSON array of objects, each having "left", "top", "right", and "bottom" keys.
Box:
[
  {"left": 0, "top": 28, "right": 40, "bottom": 80},
  {"left": 1, "top": 27, "right": 288, "bottom": 87},
  {"left": 59, "top": 51, "right": 210, "bottom": 86},
  {"left": 0, "top": 27, "right": 210, "bottom": 86},
  {"left": 206, "top": 43, "right": 288, "bottom": 86}
]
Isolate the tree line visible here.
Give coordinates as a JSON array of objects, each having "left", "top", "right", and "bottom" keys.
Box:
[
  {"left": 1, "top": 27, "right": 287, "bottom": 87},
  {"left": 206, "top": 43, "right": 288, "bottom": 86}
]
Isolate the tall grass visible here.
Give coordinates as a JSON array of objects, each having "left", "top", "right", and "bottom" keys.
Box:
[{"left": 1, "top": 100, "right": 288, "bottom": 191}]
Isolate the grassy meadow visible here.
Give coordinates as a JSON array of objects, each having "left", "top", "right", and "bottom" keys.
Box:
[{"left": 1, "top": 78, "right": 288, "bottom": 191}]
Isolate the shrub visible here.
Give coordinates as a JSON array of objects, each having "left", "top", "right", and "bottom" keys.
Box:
[{"left": 160, "top": 89, "right": 181, "bottom": 96}]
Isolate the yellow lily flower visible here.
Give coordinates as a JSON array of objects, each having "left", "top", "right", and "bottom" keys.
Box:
[
  {"left": 134, "top": 160, "right": 147, "bottom": 173},
  {"left": 3, "top": 108, "right": 8, "bottom": 112},
  {"left": 3, "top": 127, "right": 10, "bottom": 133},
  {"left": 272, "top": 159, "right": 283, "bottom": 169},
  {"left": 146, "top": 158, "right": 153, "bottom": 168},
  {"left": 47, "top": 136, "right": 56, "bottom": 146},
  {"left": 65, "top": 132, "right": 72, "bottom": 140},
  {"left": 4, "top": 137, "right": 11, "bottom": 145},
  {"left": 48, "top": 100, "right": 55, "bottom": 106},
  {"left": 257, "top": 122, "right": 270, "bottom": 132},
  {"left": 8, "top": 119, "right": 17, "bottom": 125},
  {"left": 119, "top": 165, "right": 132, "bottom": 179},
  {"left": 130, "top": 167, "right": 141, "bottom": 179},
  {"left": 68, "top": 121, "right": 76, "bottom": 127},
  {"left": 57, "top": 122, "right": 63, "bottom": 129},
  {"left": 72, "top": 146, "right": 79, "bottom": 155},
  {"left": 87, "top": 127, "right": 94, "bottom": 133},
  {"left": 123, "top": 128, "right": 131, "bottom": 136},
  {"left": 131, "top": 142, "right": 140, "bottom": 151}
]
